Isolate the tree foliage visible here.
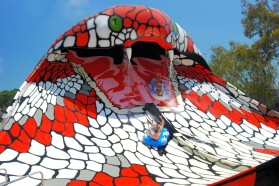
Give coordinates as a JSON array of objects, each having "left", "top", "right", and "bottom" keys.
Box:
[
  {"left": 209, "top": 0, "right": 279, "bottom": 107},
  {"left": 241, "top": 0, "right": 279, "bottom": 63},
  {"left": 210, "top": 42, "right": 277, "bottom": 106},
  {"left": 0, "top": 89, "right": 18, "bottom": 110}
]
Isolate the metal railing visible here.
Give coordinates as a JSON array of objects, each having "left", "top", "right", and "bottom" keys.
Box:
[
  {"left": 0, "top": 169, "right": 7, "bottom": 184},
  {"left": 0, "top": 171, "right": 44, "bottom": 186}
]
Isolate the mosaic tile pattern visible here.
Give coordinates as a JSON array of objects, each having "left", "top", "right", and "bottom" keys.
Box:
[{"left": 1, "top": 4, "right": 279, "bottom": 186}]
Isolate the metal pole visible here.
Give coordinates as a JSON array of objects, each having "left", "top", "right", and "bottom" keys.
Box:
[
  {"left": 0, "top": 171, "right": 44, "bottom": 186},
  {"left": 0, "top": 169, "right": 7, "bottom": 183}
]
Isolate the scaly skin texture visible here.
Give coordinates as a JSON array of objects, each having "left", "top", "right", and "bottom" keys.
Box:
[
  {"left": 1, "top": 4, "right": 279, "bottom": 186},
  {"left": 48, "top": 4, "right": 196, "bottom": 52}
]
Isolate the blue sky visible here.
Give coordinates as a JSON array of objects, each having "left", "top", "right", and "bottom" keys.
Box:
[{"left": 0, "top": 0, "right": 251, "bottom": 92}]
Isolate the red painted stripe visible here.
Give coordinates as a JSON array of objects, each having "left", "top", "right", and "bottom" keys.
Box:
[
  {"left": 208, "top": 167, "right": 256, "bottom": 186},
  {"left": 255, "top": 148, "right": 279, "bottom": 156}
]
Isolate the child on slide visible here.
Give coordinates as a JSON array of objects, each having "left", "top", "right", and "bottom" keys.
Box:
[
  {"left": 143, "top": 116, "right": 169, "bottom": 147},
  {"left": 149, "top": 73, "right": 168, "bottom": 100},
  {"left": 146, "top": 115, "right": 165, "bottom": 140}
]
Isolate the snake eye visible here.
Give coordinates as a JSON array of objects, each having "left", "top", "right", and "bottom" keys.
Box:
[
  {"left": 109, "top": 15, "right": 122, "bottom": 32},
  {"left": 172, "top": 21, "right": 179, "bottom": 35}
]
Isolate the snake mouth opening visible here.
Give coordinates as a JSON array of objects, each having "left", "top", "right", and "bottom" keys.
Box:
[
  {"left": 64, "top": 42, "right": 178, "bottom": 109},
  {"left": 130, "top": 42, "right": 167, "bottom": 64},
  {"left": 67, "top": 41, "right": 167, "bottom": 65}
]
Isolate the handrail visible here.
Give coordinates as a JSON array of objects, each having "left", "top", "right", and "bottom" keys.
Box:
[
  {"left": 0, "top": 171, "right": 44, "bottom": 186},
  {"left": 0, "top": 169, "right": 7, "bottom": 183}
]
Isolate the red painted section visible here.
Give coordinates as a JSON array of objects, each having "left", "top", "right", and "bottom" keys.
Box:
[
  {"left": 92, "top": 172, "right": 113, "bottom": 186},
  {"left": 73, "top": 25, "right": 81, "bottom": 33},
  {"left": 52, "top": 120, "right": 66, "bottom": 133},
  {"left": 149, "top": 19, "right": 158, "bottom": 26},
  {"left": 66, "top": 164, "right": 158, "bottom": 186},
  {"left": 230, "top": 108, "right": 245, "bottom": 124},
  {"left": 40, "top": 115, "right": 53, "bottom": 133},
  {"left": 27, "top": 61, "right": 75, "bottom": 84},
  {"left": 131, "top": 164, "right": 149, "bottom": 175},
  {"left": 266, "top": 118, "right": 279, "bottom": 130},
  {"left": 64, "top": 97, "right": 76, "bottom": 111},
  {"left": 141, "top": 176, "right": 160, "bottom": 186},
  {"left": 54, "top": 105, "right": 66, "bottom": 123},
  {"left": 145, "top": 26, "right": 153, "bottom": 36},
  {"left": 76, "top": 32, "right": 89, "bottom": 47},
  {"left": 23, "top": 118, "right": 37, "bottom": 138},
  {"left": 241, "top": 109, "right": 261, "bottom": 128},
  {"left": 265, "top": 116, "right": 279, "bottom": 124},
  {"left": 114, "top": 6, "right": 134, "bottom": 18},
  {"left": 34, "top": 129, "right": 51, "bottom": 146},
  {"left": 115, "top": 177, "right": 140, "bottom": 185},
  {"left": 9, "top": 140, "right": 30, "bottom": 153},
  {"left": 176, "top": 64, "right": 279, "bottom": 130},
  {"left": 75, "top": 112, "right": 89, "bottom": 127},
  {"left": 175, "top": 64, "right": 226, "bottom": 87},
  {"left": 18, "top": 130, "right": 31, "bottom": 144},
  {"left": 10, "top": 122, "right": 20, "bottom": 137},
  {"left": 123, "top": 18, "right": 132, "bottom": 28},
  {"left": 65, "top": 29, "right": 75, "bottom": 36},
  {"left": 152, "top": 27, "right": 160, "bottom": 37},
  {"left": 127, "top": 6, "right": 146, "bottom": 20},
  {"left": 255, "top": 148, "right": 279, "bottom": 156},
  {"left": 62, "top": 123, "right": 75, "bottom": 137},
  {"left": 101, "top": 8, "right": 114, "bottom": 16},
  {"left": 64, "top": 108, "right": 79, "bottom": 123},
  {"left": 75, "top": 99, "right": 88, "bottom": 115},
  {"left": 121, "top": 167, "right": 139, "bottom": 177},
  {"left": 87, "top": 104, "right": 97, "bottom": 118},
  {"left": 159, "top": 27, "right": 167, "bottom": 38},
  {"left": 137, "top": 24, "right": 146, "bottom": 36},
  {"left": 133, "top": 21, "right": 139, "bottom": 29},
  {"left": 209, "top": 167, "right": 256, "bottom": 186},
  {"left": 150, "top": 9, "right": 167, "bottom": 26},
  {"left": 136, "top": 11, "right": 152, "bottom": 24},
  {"left": 88, "top": 182, "right": 99, "bottom": 186},
  {"left": 0, "top": 146, "right": 5, "bottom": 154},
  {"left": 66, "top": 50, "right": 177, "bottom": 108},
  {"left": 187, "top": 37, "right": 193, "bottom": 52}
]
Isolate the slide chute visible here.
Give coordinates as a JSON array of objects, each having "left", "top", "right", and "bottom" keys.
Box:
[{"left": 1, "top": 4, "right": 279, "bottom": 186}]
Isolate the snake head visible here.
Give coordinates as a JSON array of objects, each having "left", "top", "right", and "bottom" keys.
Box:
[{"left": 29, "top": 5, "right": 210, "bottom": 109}]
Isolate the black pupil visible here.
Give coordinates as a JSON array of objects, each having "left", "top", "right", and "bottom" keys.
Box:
[{"left": 113, "top": 18, "right": 117, "bottom": 25}]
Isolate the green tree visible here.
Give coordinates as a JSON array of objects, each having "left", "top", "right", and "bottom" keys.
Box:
[
  {"left": 241, "top": 0, "right": 279, "bottom": 63},
  {"left": 0, "top": 89, "right": 18, "bottom": 109},
  {"left": 209, "top": 0, "right": 279, "bottom": 107},
  {"left": 210, "top": 42, "right": 277, "bottom": 106}
]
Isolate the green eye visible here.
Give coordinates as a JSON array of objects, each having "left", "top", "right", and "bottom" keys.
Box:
[
  {"left": 172, "top": 21, "right": 179, "bottom": 35},
  {"left": 109, "top": 15, "right": 122, "bottom": 32}
]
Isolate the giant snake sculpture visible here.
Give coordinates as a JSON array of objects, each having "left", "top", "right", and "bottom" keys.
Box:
[{"left": 1, "top": 4, "right": 279, "bottom": 186}]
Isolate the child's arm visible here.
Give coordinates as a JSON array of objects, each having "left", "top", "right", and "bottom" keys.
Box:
[
  {"left": 159, "top": 115, "right": 165, "bottom": 127},
  {"left": 146, "top": 121, "right": 154, "bottom": 135}
]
